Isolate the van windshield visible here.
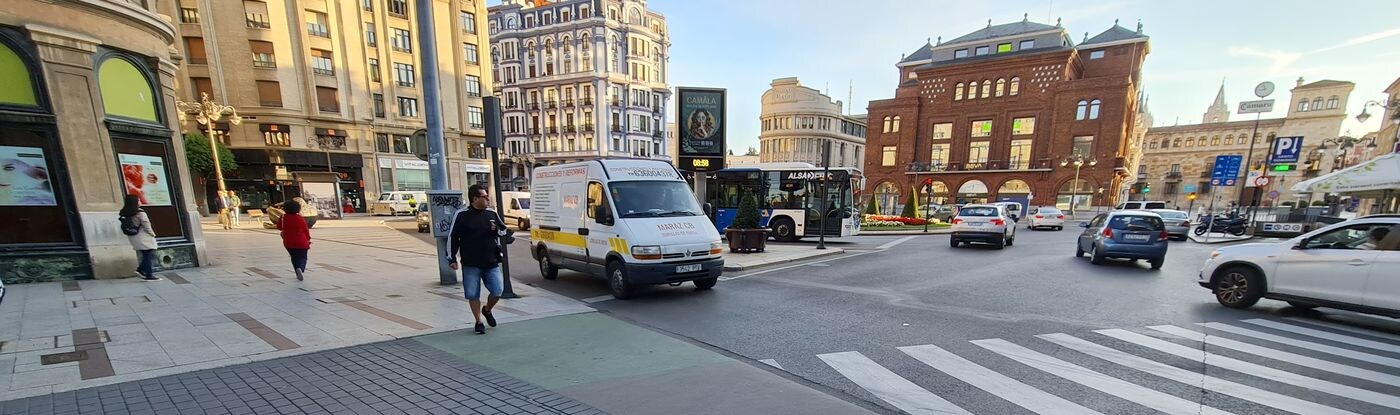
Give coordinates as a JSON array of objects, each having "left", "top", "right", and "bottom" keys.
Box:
[
  {"left": 610, "top": 181, "right": 703, "bottom": 218},
  {"left": 516, "top": 198, "right": 531, "bottom": 209}
]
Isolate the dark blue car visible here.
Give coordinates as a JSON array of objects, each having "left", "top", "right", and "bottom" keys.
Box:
[{"left": 1076, "top": 211, "right": 1169, "bottom": 269}]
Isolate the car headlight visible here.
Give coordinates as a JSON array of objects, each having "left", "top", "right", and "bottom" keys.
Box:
[
  {"left": 631, "top": 245, "right": 662, "bottom": 259},
  {"left": 710, "top": 241, "right": 724, "bottom": 254}
]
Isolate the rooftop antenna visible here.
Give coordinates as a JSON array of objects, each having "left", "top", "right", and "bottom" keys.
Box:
[
  {"left": 1023, "top": 13, "right": 1028, "bottom": 22},
  {"left": 847, "top": 80, "right": 853, "bottom": 116},
  {"left": 1048, "top": 0, "right": 1053, "bottom": 22}
]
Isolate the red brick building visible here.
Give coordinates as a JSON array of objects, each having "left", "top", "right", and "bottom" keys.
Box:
[{"left": 863, "top": 18, "right": 1150, "bottom": 215}]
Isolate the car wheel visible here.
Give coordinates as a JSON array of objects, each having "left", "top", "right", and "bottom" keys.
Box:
[
  {"left": 994, "top": 237, "right": 1005, "bottom": 250},
  {"left": 1075, "top": 243, "right": 1084, "bottom": 257},
  {"left": 1089, "top": 244, "right": 1105, "bottom": 264},
  {"left": 1055, "top": 226, "right": 1063, "bottom": 231},
  {"left": 1214, "top": 266, "right": 1263, "bottom": 309},
  {"left": 1286, "top": 301, "right": 1318, "bottom": 310},
  {"left": 1005, "top": 234, "right": 1014, "bottom": 246},
  {"left": 694, "top": 277, "right": 717, "bottom": 290},
  {"left": 608, "top": 260, "right": 633, "bottom": 300},
  {"left": 950, "top": 238, "right": 960, "bottom": 248},
  {"left": 770, "top": 217, "right": 798, "bottom": 242},
  {"left": 538, "top": 248, "right": 559, "bottom": 280},
  {"left": 520, "top": 219, "right": 530, "bottom": 230},
  {"left": 417, "top": 225, "right": 427, "bottom": 233},
  {"left": 1149, "top": 257, "right": 1164, "bottom": 270}
]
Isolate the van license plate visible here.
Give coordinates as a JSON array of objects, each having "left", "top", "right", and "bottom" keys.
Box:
[
  {"left": 676, "top": 264, "right": 702, "bottom": 273},
  {"left": 1125, "top": 234, "right": 1150, "bottom": 242}
]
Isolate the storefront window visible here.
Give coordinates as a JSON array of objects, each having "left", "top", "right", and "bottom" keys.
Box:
[
  {"left": 98, "top": 58, "right": 158, "bottom": 122},
  {"left": 1, "top": 127, "right": 73, "bottom": 244},
  {"left": 113, "top": 138, "right": 182, "bottom": 238},
  {"left": 395, "top": 169, "right": 429, "bottom": 191}
]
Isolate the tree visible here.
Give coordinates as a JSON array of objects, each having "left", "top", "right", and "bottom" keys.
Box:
[
  {"left": 744, "top": 146, "right": 759, "bottom": 156},
  {"left": 864, "top": 197, "right": 879, "bottom": 215},
  {"left": 183, "top": 131, "right": 237, "bottom": 179},
  {"left": 732, "top": 192, "right": 762, "bottom": 229},
  {"left": 900, "top": 192, "right": 917, "bottom": 218}
]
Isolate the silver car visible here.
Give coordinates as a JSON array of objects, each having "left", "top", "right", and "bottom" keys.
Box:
[{"left": 1150, "top": 209, "right": 1191, "bottom": 241}]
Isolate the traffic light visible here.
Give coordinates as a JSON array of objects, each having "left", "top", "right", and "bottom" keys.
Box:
[
  {"left": 1188, "top": 192, "right": 1197, "bottom": 201},
  {"left": 1143, "top": 183, "right": 1151, "bottom": 194}
]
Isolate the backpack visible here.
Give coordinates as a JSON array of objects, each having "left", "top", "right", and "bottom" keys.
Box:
[{"left": 120, "top": 215, "right": 142, "bottom": 236}]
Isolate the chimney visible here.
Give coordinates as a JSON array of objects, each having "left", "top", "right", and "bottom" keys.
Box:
[{"left": 1296, "top": 77, "right": 1305, "bottom": 87}]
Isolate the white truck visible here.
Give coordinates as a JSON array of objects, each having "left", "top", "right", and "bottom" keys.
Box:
[{"left": 529, "top": 159, "right": 724, "bottom": 299}]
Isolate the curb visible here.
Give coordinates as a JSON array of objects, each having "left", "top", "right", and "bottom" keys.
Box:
[
  {"left": 859, "top": 229, "right": 952, "bottom": 235},
  {"left": 1188, "top": 233, "right": 1255, "bottom": 244},
  {"left": 722, "top": 247, "right": 846, "bottom": 271}
]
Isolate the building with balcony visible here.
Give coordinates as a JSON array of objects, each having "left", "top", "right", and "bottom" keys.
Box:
[
  {"left": 1139, "top": 78, "right": 1354, "bottom": 208},
  {"left": 863, "top": 17, "right": 1150, "bottom": 215},
  {"left": 1, "top": 0, "right": 206, "bottom": 281},
  {"left": 489, "top": 0, "right": 670, "bottom": 190},
  {"left": 161, "top": 0, "right": 494, "bottom": 213},
  {"left": 758, "top": 77, "right": 866, "bottom": 169}
]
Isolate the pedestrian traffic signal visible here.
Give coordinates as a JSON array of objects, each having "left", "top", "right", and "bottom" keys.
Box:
[
  {"left": 1143, "top": 184, "right": 1151, "bottom": 194},
  {"left": 1188, "top": 192, "right": 1197, "bottom": 201}
]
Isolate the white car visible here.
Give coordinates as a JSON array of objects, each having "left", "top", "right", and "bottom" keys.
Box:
[
  {"left": 950, "top": 204, "right": 1017, "bottom": 249},
  {"left": 1198, "top": 215, "right": 1400, "bottom": 317},
  {"left": 1026, "top": 207, "right": 1066, "bottom": 230}
]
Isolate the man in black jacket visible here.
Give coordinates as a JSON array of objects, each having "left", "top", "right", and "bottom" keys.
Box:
[{"left": 447, "top": 184, "right": 508, "bottom": 334}]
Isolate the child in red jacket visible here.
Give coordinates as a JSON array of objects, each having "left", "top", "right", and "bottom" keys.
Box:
[{"left": 278, "top": 200, "right": 312, "bottom": 280}]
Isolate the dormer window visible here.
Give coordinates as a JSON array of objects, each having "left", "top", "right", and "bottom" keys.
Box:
[
  {"left": 954, "top": 49, "right": 968, "bottom": 58},
  {"left": 1089, "top": 50, "right": 1105, "bottom": 59},
  {"left": 1019, "top": 39, "right": 1034, "bottom": 49},
  {"left": 975, "top": 46, "right": 990, "bottom": 56}
]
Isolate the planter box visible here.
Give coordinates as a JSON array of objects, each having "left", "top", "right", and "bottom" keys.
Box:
[{"left": 725, "top": 228, "right": 769, "bottom": 253}]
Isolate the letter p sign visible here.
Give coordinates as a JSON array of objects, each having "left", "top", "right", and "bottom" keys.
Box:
[{"left": 1271, "top": 136, "right": 1303, "bottom": 164}]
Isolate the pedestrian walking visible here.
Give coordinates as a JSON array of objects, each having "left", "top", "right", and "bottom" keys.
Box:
[
  {"left": 213, "top": 191, "right": 232, "bottom": 229},
  {"left": 119, "top": 195, "right": 161, "bottom": 281},
  {"left": 278, "top": 199, "right": 312, "bottom": 281},
  {"left": 229, "top": 192, "right": 242, "bottom": 228},
  {"left": 447, "top": 184, "right": 509, "bottom": 335}
]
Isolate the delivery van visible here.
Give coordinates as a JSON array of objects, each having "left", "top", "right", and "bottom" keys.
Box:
[
  {"left": 370, "top": 191, "right": 426, "bottom": 216},
  {"left": 500, "top": 191, "right": 531, "bottom": 230},
  {"left": 530, "top": 159, "right": 723, "bottom": 299}
]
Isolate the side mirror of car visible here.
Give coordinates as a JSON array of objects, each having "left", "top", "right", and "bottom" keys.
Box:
[
  {"left": 594, "top": 206, "right": 613, "bottom": 225},
  {"left": 1079, "top": 222, "right": 1090, "bottom": 228},
  {"left": 1292, "top": 239, "right": 1307, "bottom": 250},
  {"left": 1010, "top": 214, "right": 1020, "bottom": 222}
]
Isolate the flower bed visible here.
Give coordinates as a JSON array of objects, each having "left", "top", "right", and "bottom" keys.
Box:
[{"left": 862, "top": 214, "right": 935, "bottom": 227}]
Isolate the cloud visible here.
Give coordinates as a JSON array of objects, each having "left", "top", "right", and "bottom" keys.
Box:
[
  {"left": 1313, "top": 28, "right": 1400, "bottom": 53},
  {"left": 1226, "top": 47, "right": 1303, "bottom": 74}
]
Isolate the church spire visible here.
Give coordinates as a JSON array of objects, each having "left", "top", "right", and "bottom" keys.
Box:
[{"left": 1203, "top": 80, "right": 1229, "bottom": 123}]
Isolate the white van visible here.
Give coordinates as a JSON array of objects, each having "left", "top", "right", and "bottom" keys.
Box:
[
  {"left": 500, "top": 191, "right": 531, "bottom": 230},
  {"left": 530, "top": 159, "right": 724, "bottom": 299},
  {"left": 1116, "top": 200, "right": 1169, "bottom": 210},
  {"left": 370, "top": 191, "right": 426, "bottom": 216}
]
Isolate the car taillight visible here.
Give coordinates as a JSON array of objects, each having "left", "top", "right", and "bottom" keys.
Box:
[
  {"left": 1057, "top": 214, "right": 1065, "bottom": 219},
  {"left": 990, "top": 219, "right": 1005, "bottom": 226},
  {"left": 1034, "top": 215, "right": 1044, "bottom": 219},
  {"left": 1159, "top": 230, "right": 1169, "bottom": 241},
  {"left": 952, "top": 218, "right": 963, "bottom": 224},
  {"left": 1102, "top": 228, "right": 1113, "bottom": 237}
]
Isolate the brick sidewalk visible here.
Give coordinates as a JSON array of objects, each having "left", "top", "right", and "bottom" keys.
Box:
[
  {"left": 0, "top": 225, "right": 591, "bottom": 401},
  {"left": 0, "top": 339, "right": 601, "bottom": 415}
]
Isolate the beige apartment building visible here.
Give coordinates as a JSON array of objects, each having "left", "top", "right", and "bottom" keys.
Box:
[
  {"left": 758, "top": 77, "right": 867, "bottom": 169},
  {"left": 1139, "top": 78, "right": 1354, "bottom": 208},
  {"left": 162, "top": 0, "right": 494, "bottom": 212}
]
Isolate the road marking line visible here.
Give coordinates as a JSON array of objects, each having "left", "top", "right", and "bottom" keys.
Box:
[
  {"left": 1243, "top": 319, "right": 1400, "bottom": 353},
  {"left": 1149, "top": 325, "right": 1400, "bottom": 386},
  {"left": 1285, "top": 317, "right": 1400, "bottom": 343},
  {"left": 1097, "top": 328, "right": 1400, "bottom": 410},
  {"left": 1040, "top": 333, "right": 1356, "bottom": 415},
  {"left": 1198, "top": 322, "right": 1400, "bottom": 368},
  {"left": 720, "top": 250, "right": 882, "bottom": 280},
  {"left": 581, "top": 295, "right": 614, "bottom": 304},
  {"left": 899, "top": 344, "right": 1103, "bottom": 415},
  {"left": 816, "top": 351, "right": 971, "bottom": 415},
  {"left": 758, "top": 359, "right": 783, "bottom": 370},
  {"left": 877, "top": 235, "right": 921, "bottom": 250},
  {"left": 972, "top": 339, "right": 1231, "bottom": 415}
]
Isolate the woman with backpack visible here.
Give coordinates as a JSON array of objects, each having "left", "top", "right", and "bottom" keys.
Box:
[
  {"left": 277, "top": 199, "right": 312, "bottom": 281},
  {"left": 120, "top": 195, "right": 160, "bottom": 281}
]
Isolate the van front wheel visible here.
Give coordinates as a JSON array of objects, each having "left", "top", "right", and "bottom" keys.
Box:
[
  {"left": 608, "top": 261, "right": 633, "bottom": 300},
  {"left": 694, "top": 277, "right": 717, "bottom": 290}
]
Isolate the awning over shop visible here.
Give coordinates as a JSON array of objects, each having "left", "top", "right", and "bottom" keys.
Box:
[{"left": 1291, "top": 153, "right": 1400, "bottom": 198}]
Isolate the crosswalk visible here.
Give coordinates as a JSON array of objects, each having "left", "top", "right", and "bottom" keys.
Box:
[{"left": 774, "top": 318, "right": 1400, "bottom": 415}]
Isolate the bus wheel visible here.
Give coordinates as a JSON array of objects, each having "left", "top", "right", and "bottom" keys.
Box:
[{"left": 770, "top": 217, "right": 798, "bottom": 242}]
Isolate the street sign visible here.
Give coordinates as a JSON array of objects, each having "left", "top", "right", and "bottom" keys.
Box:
[
  {"left": 1268, "top": 190, "right": 1280, "bottom": 199},
  {"left": 1271, "top": 164, "right": 1297, "bottom": 172},
  {"left": 1238, "top": 99, "right": 1275, "bottom": 114},
  {"left": 1254, "top": 81, "right": 1275, "bottom": 98},
  {"left": 1245, "top": 169, "right": 1263, "bottom": 188},
  {"left": 1211, "top": 155, "right": 1243, "bottom": 186},
  {"left": 1254, "top": 176, "right": 1271, "bottom": 187},
  {"left": 1270, "top": 136, "right": 1304, "bottom": 163},
  {"left": 1261, "top": 223, "right": 1304, "bottom": 233},
  {"left": 1183, "top": 184, "right": 1197, "bottom": 192}
]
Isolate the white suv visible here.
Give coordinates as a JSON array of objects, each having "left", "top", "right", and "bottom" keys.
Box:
[
  {"left": 1199, "top": 215, "right": 1400, "bottom": 317},
  {"left": 950, "top": 204, "right": 1017, "bottom": 249}
]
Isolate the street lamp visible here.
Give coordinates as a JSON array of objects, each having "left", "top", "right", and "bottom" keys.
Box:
[
  {"left": 176, "top": 92, "right": 242, "bottom": 196},
  {"left": 1355, "top": 99, "right": 1400, "bottom": 124},
  {"left": 1315, "top": 136, "right": 1377, "bottom": 171},
  {"left": 306, "top": 135, "right": 340, "bottom": 173},
  {"left": 1059, "top": 155, "right": 1097, "bottom": 216}
]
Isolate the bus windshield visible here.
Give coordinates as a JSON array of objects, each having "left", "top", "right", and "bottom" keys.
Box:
[{"left": 609, "top": 181, "right": 703, "bottom": 218}]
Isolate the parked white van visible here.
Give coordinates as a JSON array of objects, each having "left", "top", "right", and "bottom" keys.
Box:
[
  {"left": 500, "top": 191, "right": 531, "bottom": 230},
  {"left": 530, "top": 159, "right": 724, "bottom": 299},
  {"left": 370, "top": 191, "right": 426, "bottom": 216},
  {"left": 1116, "top": 200, "right": 1169, "bottom": 210}
]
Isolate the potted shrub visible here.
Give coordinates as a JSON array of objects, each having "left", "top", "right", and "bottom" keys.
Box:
[{"left": 725, "top": 193, "right": 768, "bottom": 253}]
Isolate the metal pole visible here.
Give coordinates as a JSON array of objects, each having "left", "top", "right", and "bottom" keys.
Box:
[
  {"left": 1069, "top": 162, "right": 1080, "bottom": 217},
  {"left": 817, "top": 140, "right": 830, "bottom": 250},
  {"left": 485, "top": 97, "right": 518, "bottom": 298},
  {"left": 415, "top": 0, "right": 454, "bottom": 285},
  {"left": 1238, "top": 112, "right": 1262, "bottom": 210},
  {"left": 207, "top": 120, "right": 226, "bottom": 194},
  {"left": 922, "top": 183, "right": 931, "bottom": 233}
]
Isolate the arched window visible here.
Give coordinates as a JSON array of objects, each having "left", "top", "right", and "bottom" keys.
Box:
[
  {"left": 1186, "top": 138, "right": 1195, "bottom": 147},
  {"left": 1160, "top": 138, "right": 1170, "bottom": 148},
  {"left": 954, "top": 83, "right": 964, "bottom": 100},
  {"left": 1088, "top": 99, "right": 1101, "bottom": 119},
  {"left": 874, "top": 182, "right": 900, "bottom": 215},
  {"left": 1075, "top": 100, "right": 1089, "bottom": 120},
  {"left": 580, "top": 34, "right": 591, "bottom": 51},
  {"left": 98, "top": 57, "right": 159, "bottom": 122},
  {"left": 995, "top": 78, "right": 1005, "bottom": 97},
  {"left": 882, "top": 116, "right": 892, "bottom": 133},
  {"left": 921, "top": 181, "right": 949, "bottom": 206},
  {"left": 891, "top": 116, "right": 901, "bottom": 132},
  {"left": 627, "top": 8, "right": 642, "bottom": 24},
  {"left": 1149, "top": 141, "right": 1158, "bottom": 149},
  {"left": 0, "top": 38, "right": 39, "bottom": 107},
  {"left": 524, "top": 15, "right": 534, "bottom": 28},
  {"left": 1237, "top": 135, "right": 1248, "bottom": 145},
  {"left": 1009, "top": 77, "right": 1020, "bottom": 95},
  {"left": 1056, "top": 179, "right": 1093, "bottom": 211},
  {"left": 1327, "top": 95, "right": 1339, "bottom": 109},
  {"left": 1211, "top": 136, "right": 1220, "bottom": 146},
  {"left": 1173, "top": 138, "right": 1182, "bottom": 147},
  {"left": 580, "top": 4, "right": 590, "bottom": 18},
  {"left": 980, "top": 80, "right": 990, "bottom": 98},
  {"left": 1298, "top": 98, "right": 1309, "bottom": 112},
  {"left": 1312, "top": 97, "right": 1323, "bottom": 111},
  {"left": 1197, "top": 137, "right": 1206, "bottom": 146}
]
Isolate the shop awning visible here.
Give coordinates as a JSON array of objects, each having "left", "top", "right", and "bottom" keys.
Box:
[{"left": 1291, "top": 153, "right": 1400, "bottom": 198}]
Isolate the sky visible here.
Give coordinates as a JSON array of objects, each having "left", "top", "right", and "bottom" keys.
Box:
[{"left": 649, "top": 0, "right": 1400, "bottom": 153}]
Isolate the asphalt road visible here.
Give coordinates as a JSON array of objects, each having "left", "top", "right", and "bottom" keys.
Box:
[{"left": 386, "top": 217, "right": 1400, "bottom": 414}]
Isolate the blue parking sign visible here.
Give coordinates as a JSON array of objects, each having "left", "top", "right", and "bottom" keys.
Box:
[
  {"left": 1210, "top": 155, "right": 1243, "bottom": 186},
  {"left": 1270, "top": 136, "right": 1304, "bottom": 164}
]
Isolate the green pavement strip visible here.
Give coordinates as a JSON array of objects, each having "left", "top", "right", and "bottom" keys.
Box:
[{"left": 413, "top": 312, "right": 733, "bottom": 390}]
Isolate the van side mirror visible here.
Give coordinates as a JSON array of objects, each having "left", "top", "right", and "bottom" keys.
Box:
[
  {"left": 703, "top": 202, "right": 713, "bottom": 217},
  {"left": 594, "top": 205, "right": 613, "bottom": 225}
]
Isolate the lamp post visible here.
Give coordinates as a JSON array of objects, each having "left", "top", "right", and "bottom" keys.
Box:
[
  {"left": 1315, "top": 136, "right": 1377, "bottom": 172},
  {"left": 1356, "top": 99, "right": 1400, "bottom": 154},
  {"left": 176, "top": 92, "right": 241, "bottom": 197},
  {"left": 1059, "top": 155, "right": 1097, "bottom": 217},
  {"left": 307, "top": 135, "right": 338, "bottom": 173}
]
